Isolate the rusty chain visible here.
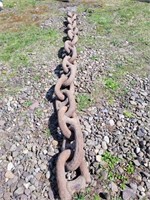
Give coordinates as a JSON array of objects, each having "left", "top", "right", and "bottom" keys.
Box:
[{"left": 54, "top": 12, "right": 91, "bottom": 200}]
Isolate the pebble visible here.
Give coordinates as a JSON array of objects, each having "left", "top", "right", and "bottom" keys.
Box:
[
  {"left": 10, "top": 144, "right": 17, "bottom": 152},
  {"left": 109, "top": 119, "right": 115, "bottom": 126},
  {"left": 7, "top": 162, "right": 14, "bottom": 171},
  {"left": 20, "top": 194, "right": 28, "bottom": 200},
  {"left": 5, "top": 171, "right": 15, "bottom": 179},
  {"left": 138, "top": 185, "right": 145, "bottom": 192},
  {"left": 14, "top": 186, "right": 24, "bottom": 196},
  {"left": 133, "top": 159, "right": 141, "bottom": 166},
  {"left": 46, "top": 171, "right": 51, "bottom": 179},
  {"left": 52, "top": 140, "right": 58, "bottom": 146},
  {"left": 3, "top": 192, "right": 11, "bottom": 200},
  {"left": 23, "top": 182, "right": 30, "bottom": 189},
  {"left": 104, "top": 136, "right": 109, "bottom": 144},
  {"left": 116, "top": 121, "right": 122, "bottom": 127},
  {"left": 135, "top": 147, "right": 140, "bottom": 154},
  {"left": 96, "top": 155, "right": 101, "bottom": 162},
  {"left": 122, "top": 188, "right": 136, "bottom": 200},
  {"left": 102, "top": 141, "right": 107, "bottom": 150},
  {"left": 111, "top": 182, "right": 118, "bottom": 194}
]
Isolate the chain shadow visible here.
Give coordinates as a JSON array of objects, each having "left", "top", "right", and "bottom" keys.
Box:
[
  {"left": 46, "top": 53, "right": 67, "bottom": 199},
  {"left": 45, "top": 16, "right": 69, "bottom": 199},
  {"left": 45, "top": 63, "right": 62, "bottom": 199}
]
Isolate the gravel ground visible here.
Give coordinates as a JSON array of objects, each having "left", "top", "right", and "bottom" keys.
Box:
[{"left": 0, "top": 1, "right": 150, "bottom": 200}]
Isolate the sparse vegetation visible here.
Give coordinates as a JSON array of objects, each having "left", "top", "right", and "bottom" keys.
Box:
[
  {"left": 0, "top": 26, "right": 58, "bottom": 67},
  {"left": 123, "top": 110, "right": 134, "bottom": 118},
  {"left": 101, "top": 151, "right": 135, "bottom": 190},
  {"left": 23, "top": 100, "right": 33, "bottom": 108},
  {"left": 104, "top": 78, "right": 119, "bottom": 91},
  {"left": 77, "top": 93, "right": 92, "bottom": 111}
]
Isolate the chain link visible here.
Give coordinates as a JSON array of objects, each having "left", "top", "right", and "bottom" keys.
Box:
[{"left": 55, "top": 12, "right": 91, "bottom": 200}]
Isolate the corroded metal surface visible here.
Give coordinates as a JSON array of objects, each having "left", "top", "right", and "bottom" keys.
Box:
[{"left": 55, "top": 12, "right": 91, "bottom": 200}]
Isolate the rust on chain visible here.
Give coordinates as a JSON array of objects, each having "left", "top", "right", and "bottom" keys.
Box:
[{"left": 54, "top": 12, "right": 91, "bottom": 200}]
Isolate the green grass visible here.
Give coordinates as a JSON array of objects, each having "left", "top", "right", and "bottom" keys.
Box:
[
  {"left": 0, "top": 25, "right": 58, "bottom": 67},
  {"left": 74, "top": 194, "right": 85, "bottom": 200},
  {"left": 23, "top": 100, "right": 33, "bottom": 108},
  {"left": 126, "top": 161, "right": 135, "bottom": 175},
  {"left": 123, "top": 110, "right": 134, "bottom": 118},
  {"left": 44, "top": 128, "right": 51, "bottom": 137},
  {"left": 102, "top": 151, "right": 120, "bottom": 169},
  {"left": 5, "top": 0, "right": 37, "bottom": 10},
  {"left": 35, "top": 108, "right": 43, "bottom": 118},
  {"left": 77, "top": 93, "right": 92, "bottom": 111},
  {"left": 87, "top": 0, "right": 150, "bottom": 74},
  {"left": 101, "top": 151, "right": 135, "bottom": 190},
  {"left": 104, "top": 78, "right": 119, "bottom": 91}
]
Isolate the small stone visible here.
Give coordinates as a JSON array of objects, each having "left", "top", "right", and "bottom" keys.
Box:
[
  {"left": 117, "top": 121, "right": 122, "bottom": 127},
  {"left": 40, "top": 163, "right": 47, "bottom": 171},
  {"left": 102, "top": 141, "right": 107, "bottom": 150},
  {"left": 0, "top": 120, "right": 5, "bottom": 127},
  {"left": 14, "top": 186, "right": 24, "bottom": 196},
  {"left": 135, "top": 147, "right": 140, "bottom": 154},
  {"left": 99, "top": 149, "right": 104, "bottom": 155},
  {"left": 130, "top": 183, "right": 137, "bottom": 192},
  {"left": 7, "top": 162, "right": 14, "bottom": 171},
  {"left": 96, "top": 155, "right": 101, "bottom": 162},
  {"left": 23, "top": 149, "right": 28, "bottom": 154},
  {"left": 109, "top": 119, "right": 115, "bottom": 126},
  {"left": 46, "top": 171, "right": 51, "bottom": 179},
  {"left": 130, "top": 101, "right": 137, "bottom": 105},
  {"left": 138, "top": 185, "right": 145, "bottom": 192},
  {"left": 7, "top": 155, "right": 13, "bottom": 161},
  {"left": 10, "top": 144, "right": 17, "bottom": 152},
  {"left": 137, "top": 128, "right": 145, "bottom": 137},
  {"left": 101, "top": 171, "right": 108, "bottom": 180},
  {"left": 21, "top": 194, "right": 28, "bottom": 200},
  {"left": 29, "top": 185, "right": 36, "bottom": 191},
  {"left": 145, "top": 181, "right": 150, "bottom": 190},
  {"left": 23, "top": 182, "right": 30, "bottom": 189},
  {"left": 104, "top": 136, "right": 109, "bottom": 144},
  {"left": 133, "top": 159, "right": 140, "bottom": 166},
  {"left": 12, "top": 151, "right": 19, "bottom": 157},
  {"left": 48, "top": 188, "right": 54, "bottom": 200},
  {"left": 111, "top": 182, "right": 118, "bottom": 194},
  {"left": 25, "top": 189, "right": 31, "bottom": 196},
  {"left": 5, "top": 171, "right": 15, "bottom": 179},
  {"left": 3, "top": 192, "right": 11, "bottom": 200},
  {"left": 43, "top": 149, "right": 47, "bottom": 155},
  {"left": 52, "top": 140, "right": 58, "bottom": 146},
  {"left": 95, "top": 149, "right": 99, "bottom": 154},
  {"left": 122, "top": 188, "right": 136, "bottom": 200}
]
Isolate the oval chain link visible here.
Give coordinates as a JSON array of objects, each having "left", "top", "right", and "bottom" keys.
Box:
[{"left": 55, "top": 12, "right": 91, "bottom": 200}]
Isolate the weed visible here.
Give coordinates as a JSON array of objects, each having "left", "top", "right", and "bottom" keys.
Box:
[
  {"left": 74, "top": 193, "right": 85, "bottom": 200},
  {"left": 104, "top": 78, "right": 119, "bottom": 91},
  {"left": 23, "top": 100, "right": 33, "bottom": 108},
  {"left": 90, "top": 55, "right": 99, "bottom": 61},
  {"left": 44, "top": 128, "right": 51, "bottom": 137},
  {"left": 102, "top": 151, "right": 120, "bottom": 169},
  {"left": 5, "top": 0, "right": 36, "bottom": 10},
  {"left": 33, "top": 75, "right": 41, "bottom": 82},
  {"left": 125, "top": 161, "right": 135, "bottom": 174},
  {"left": 35, "top": 109, "right": 43, "bottom": 118},
  {"left": 77, "top": 93, "right": 92, "bottom": 111},
  {"left": 94, "top": 194, "right": 101, "bottom": 200},
  {"left": 123, "top": 110, "right": 134, "bottom": 118}
]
